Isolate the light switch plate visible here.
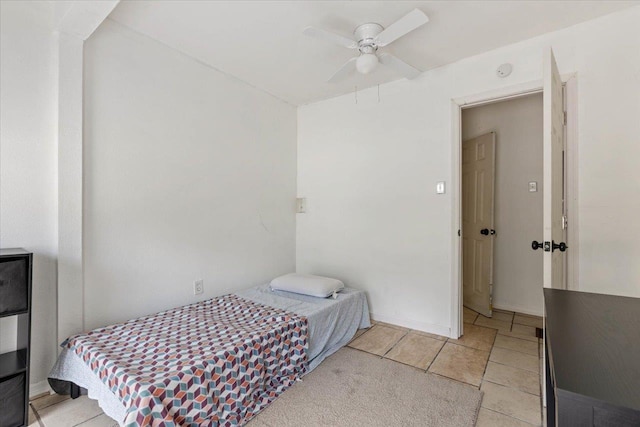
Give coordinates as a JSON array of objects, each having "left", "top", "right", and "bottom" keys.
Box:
[
  {"left": 529, "top": 181, "right": 538, "bottom": 192},
  {"left": 436, "top": 181, "right": 446, "bottom": 194}
]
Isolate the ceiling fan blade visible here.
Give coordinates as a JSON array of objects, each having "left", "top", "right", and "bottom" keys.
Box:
[
  {"left": 375, "top": 9, "right": 429, "bottom": 47},
  {"left": 328, "top": 57, "right": 358, "bottom": 83},
  {"left": 303, "top": 27, "right": 358, "bottom": 49},
  {"left": 379, "top": 53, "right": 422, "bottom": 79}
]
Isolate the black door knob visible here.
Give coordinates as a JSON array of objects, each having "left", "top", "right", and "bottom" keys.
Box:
[
  {"left": 552, "top": 241, "right": 568, "bottom": 252},
  {"left": 480, "top": 228, "right": 489, "bottom": 235},
  {"left": 532, "top": 240, "right": 543, "bottom": 250}
]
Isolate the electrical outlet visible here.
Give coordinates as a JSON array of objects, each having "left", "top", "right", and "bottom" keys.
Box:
[
  {"left": 194, "top": 279, "right": 203, "bottom": 295},
  {"left": 296, "top": 197, "right": 307, "bottom": 213}
]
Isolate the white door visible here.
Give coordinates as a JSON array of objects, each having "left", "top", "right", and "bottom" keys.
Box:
[
  {"left": 462, "top": 132, "right": 496, "bottom": 317},
  {"left": 543, "top": 48, "right": 568, "bottom": 289}
]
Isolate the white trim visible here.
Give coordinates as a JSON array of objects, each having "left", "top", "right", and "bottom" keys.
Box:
[
  {"left": 30, "top": 380, "right": 52, "bottom": 398},
  {"left": 450, "top": 99, "right": 463, "bottom": 340},
  {"left": 370, "top": 313, "right": 451, "bottom": 338},
  {"left": 455, "top": 80, "right": 543, "bottom": 109},
  {"left": 450, "top": 74, "right": 578, "bottom": 339}
]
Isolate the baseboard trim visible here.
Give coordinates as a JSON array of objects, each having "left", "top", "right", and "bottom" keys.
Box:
[
  {"left": 30, "top": 380, "right": 52, "bottom": 398},
  {"left": 493, "top": 303, "right": 543, "bottom": 317},
  {"left": 370, "top": 313, "right": 451, "bottom": 338}
]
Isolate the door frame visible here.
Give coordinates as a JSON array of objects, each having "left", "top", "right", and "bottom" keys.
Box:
[{"left": 450, "top": 75, "right": 578, "bottom": 339}]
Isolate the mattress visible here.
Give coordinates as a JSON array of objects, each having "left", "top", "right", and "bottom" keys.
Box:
[
  {"left": 236, "top": 284, "right": 370, "bottom": 371},
  {"left": 49, "top": 284, "right": 370, "bottom": 426}
]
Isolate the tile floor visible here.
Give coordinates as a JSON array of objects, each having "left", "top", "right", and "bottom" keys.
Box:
[
  {"left": 28, "top": 307, "right": 545, "bottom": 426},
  {"left": 348, "top": 307, "right": 545, "bottom": 426}
]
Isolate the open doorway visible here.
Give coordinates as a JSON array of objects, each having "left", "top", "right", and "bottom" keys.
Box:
[
  {"left": 461, "top": 93, "right": 544, "bottom": 322},
  {"left": 451, "top": 65, "right": 577, "bottom": 341}
]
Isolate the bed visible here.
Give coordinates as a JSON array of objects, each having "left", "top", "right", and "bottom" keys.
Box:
[{"left": 49, "top": 283, "right": 370, "bottom": 426}]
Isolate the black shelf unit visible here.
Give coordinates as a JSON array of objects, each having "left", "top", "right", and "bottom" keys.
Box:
[{"left": 0, "top": 248, "right": 32, "bottom": 427}]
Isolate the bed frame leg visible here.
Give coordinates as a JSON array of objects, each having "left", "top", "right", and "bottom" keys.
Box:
[{"left": 70, "top": 382, "right": 80, "bottom": 399}]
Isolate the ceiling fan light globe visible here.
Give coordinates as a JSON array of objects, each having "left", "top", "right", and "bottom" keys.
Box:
[{"left": 356, "top": 53, "right": 378, "bottom": 74}]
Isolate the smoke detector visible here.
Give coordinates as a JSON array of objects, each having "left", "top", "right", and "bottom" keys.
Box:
[{"left": 496, "top": 63, "right": 513, "bottom": 78}]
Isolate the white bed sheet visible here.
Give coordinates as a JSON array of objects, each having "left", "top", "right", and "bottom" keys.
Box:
[{"left": 236, "top": 284, "right": 371, "bottom": 371}]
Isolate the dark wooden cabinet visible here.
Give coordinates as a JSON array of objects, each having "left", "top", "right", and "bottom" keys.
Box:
[
  {"left": 0, "top": 248, "right": 32, "bottom": 427},
  {"left": 544, "top": 288, "right": 640, "bottom": 427}
]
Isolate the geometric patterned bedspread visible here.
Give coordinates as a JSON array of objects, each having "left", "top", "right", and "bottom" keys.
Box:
[{"left": 66, "top": 294, "right": 308, "bottom": 426}]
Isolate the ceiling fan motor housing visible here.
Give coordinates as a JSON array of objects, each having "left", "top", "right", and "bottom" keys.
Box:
[
  {"left": 303, "top": 9, "right": 428, "bottom": 82},
  {"left": 354, "top": 23, "right": 383, "bottom": 53}
]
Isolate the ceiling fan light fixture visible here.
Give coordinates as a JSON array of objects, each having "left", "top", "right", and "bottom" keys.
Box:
[
  {"left": 303, "top": 9, "right": 428, "bottom": 82},
  {"left": 356, "top": 53, "right": 378, "bottom": 74}
]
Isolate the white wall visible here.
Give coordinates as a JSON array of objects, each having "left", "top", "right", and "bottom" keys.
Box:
[
  {"left": 83, "top": 20, "right": 297, "bottom": 329},
  {"left": 0, "top": 1, "right": 59, "bottom": 392},
  {"left": 462, "top": 94, "right": 543, "bottom": 316},
  {"left": 297, "top": 7, "right": 640, "bottom": 336}
]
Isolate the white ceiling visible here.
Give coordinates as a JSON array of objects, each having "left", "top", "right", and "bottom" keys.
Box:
[{"left": 108, "top": 1, "right": 637, "bottom": 106}]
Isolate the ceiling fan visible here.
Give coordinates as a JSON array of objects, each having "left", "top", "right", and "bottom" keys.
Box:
[{"left": 303, "top": 9, "right": 429, "bottom": 83}]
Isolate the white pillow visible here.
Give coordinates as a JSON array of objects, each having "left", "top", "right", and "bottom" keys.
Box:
[{"left": 270, "top": 273, "right": 345, "bottom": 298}]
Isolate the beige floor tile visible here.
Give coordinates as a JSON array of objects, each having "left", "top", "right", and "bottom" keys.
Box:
[
  {"left": 494, "top": 335, "right": 539, "bottom": 356},
  {"left": 512, "top": 323, "right": 538, "bottom": 338},
  {"left": 428, "top": 342, "right": 489, "bottom": 387},
  {"left": 449, "top": 324, "right": 497, "bottom": 352},
  {"left": 476, "top": 408, "right": 536, "bottom": 427},
  {"left": 31, "top": 393, "right": 71, "bottom": 411},
  {"left": 481, "top": 381, "right": 541, "bottom": 425},
  {"left": 349, "top": 328, "right": 368, "bottom": 343},
  {"left": 516, "top": 312, "right": 541, "bottom": 318},
  {"left": 463, "top": 307, "right": 478, "bottom": 324},
  {"left": 490, "top": 347, "right": 539, "bottom": 373},
  {"left": 28, "top": 405, "right": 38, "bottom": 426},
  {"left": 37, "top": 396, "right": 103, "bottom": 427},
  {"left": 410, "top": 329, "right": 448, "bottom": 341},
  {"left": 514, "top": 314, "right": 543, "bottom": 329},
  {"left": 374, "top": 321, "right": 410, "bottom": 332},
  {"left": 356, "top": 327, "right": 368, "bottom": 336},
  {"left": 76, "top": 414, "right": 119, "bottom": 426},
  {"left": 474, "top": 315, "right": 512, "bottom": 333},
  {"left": 30, "top": 391, "right": 51, "bottom": 401},
  {"left": 484, "top": 362, "right": 541, "bottom": 395},
  {"left": 384, "top": 332, "right": 445, "bottom": 369},
  {"left": 498, "top": 329, "right": 539, "bottom": 343},
  {"left": 490, "top": 311, "right": 514, "bottom": 323},
  {"left": 348, "top": 325, "right": 406, "bottom": 356}
]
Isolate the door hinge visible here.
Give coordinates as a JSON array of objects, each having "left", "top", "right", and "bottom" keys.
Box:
[
  {"left": 563, "top": 111, "right": 567, "bottom": 126},
  {"left": 458, "top": 229, "right": 461, "bottom": 237}
]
